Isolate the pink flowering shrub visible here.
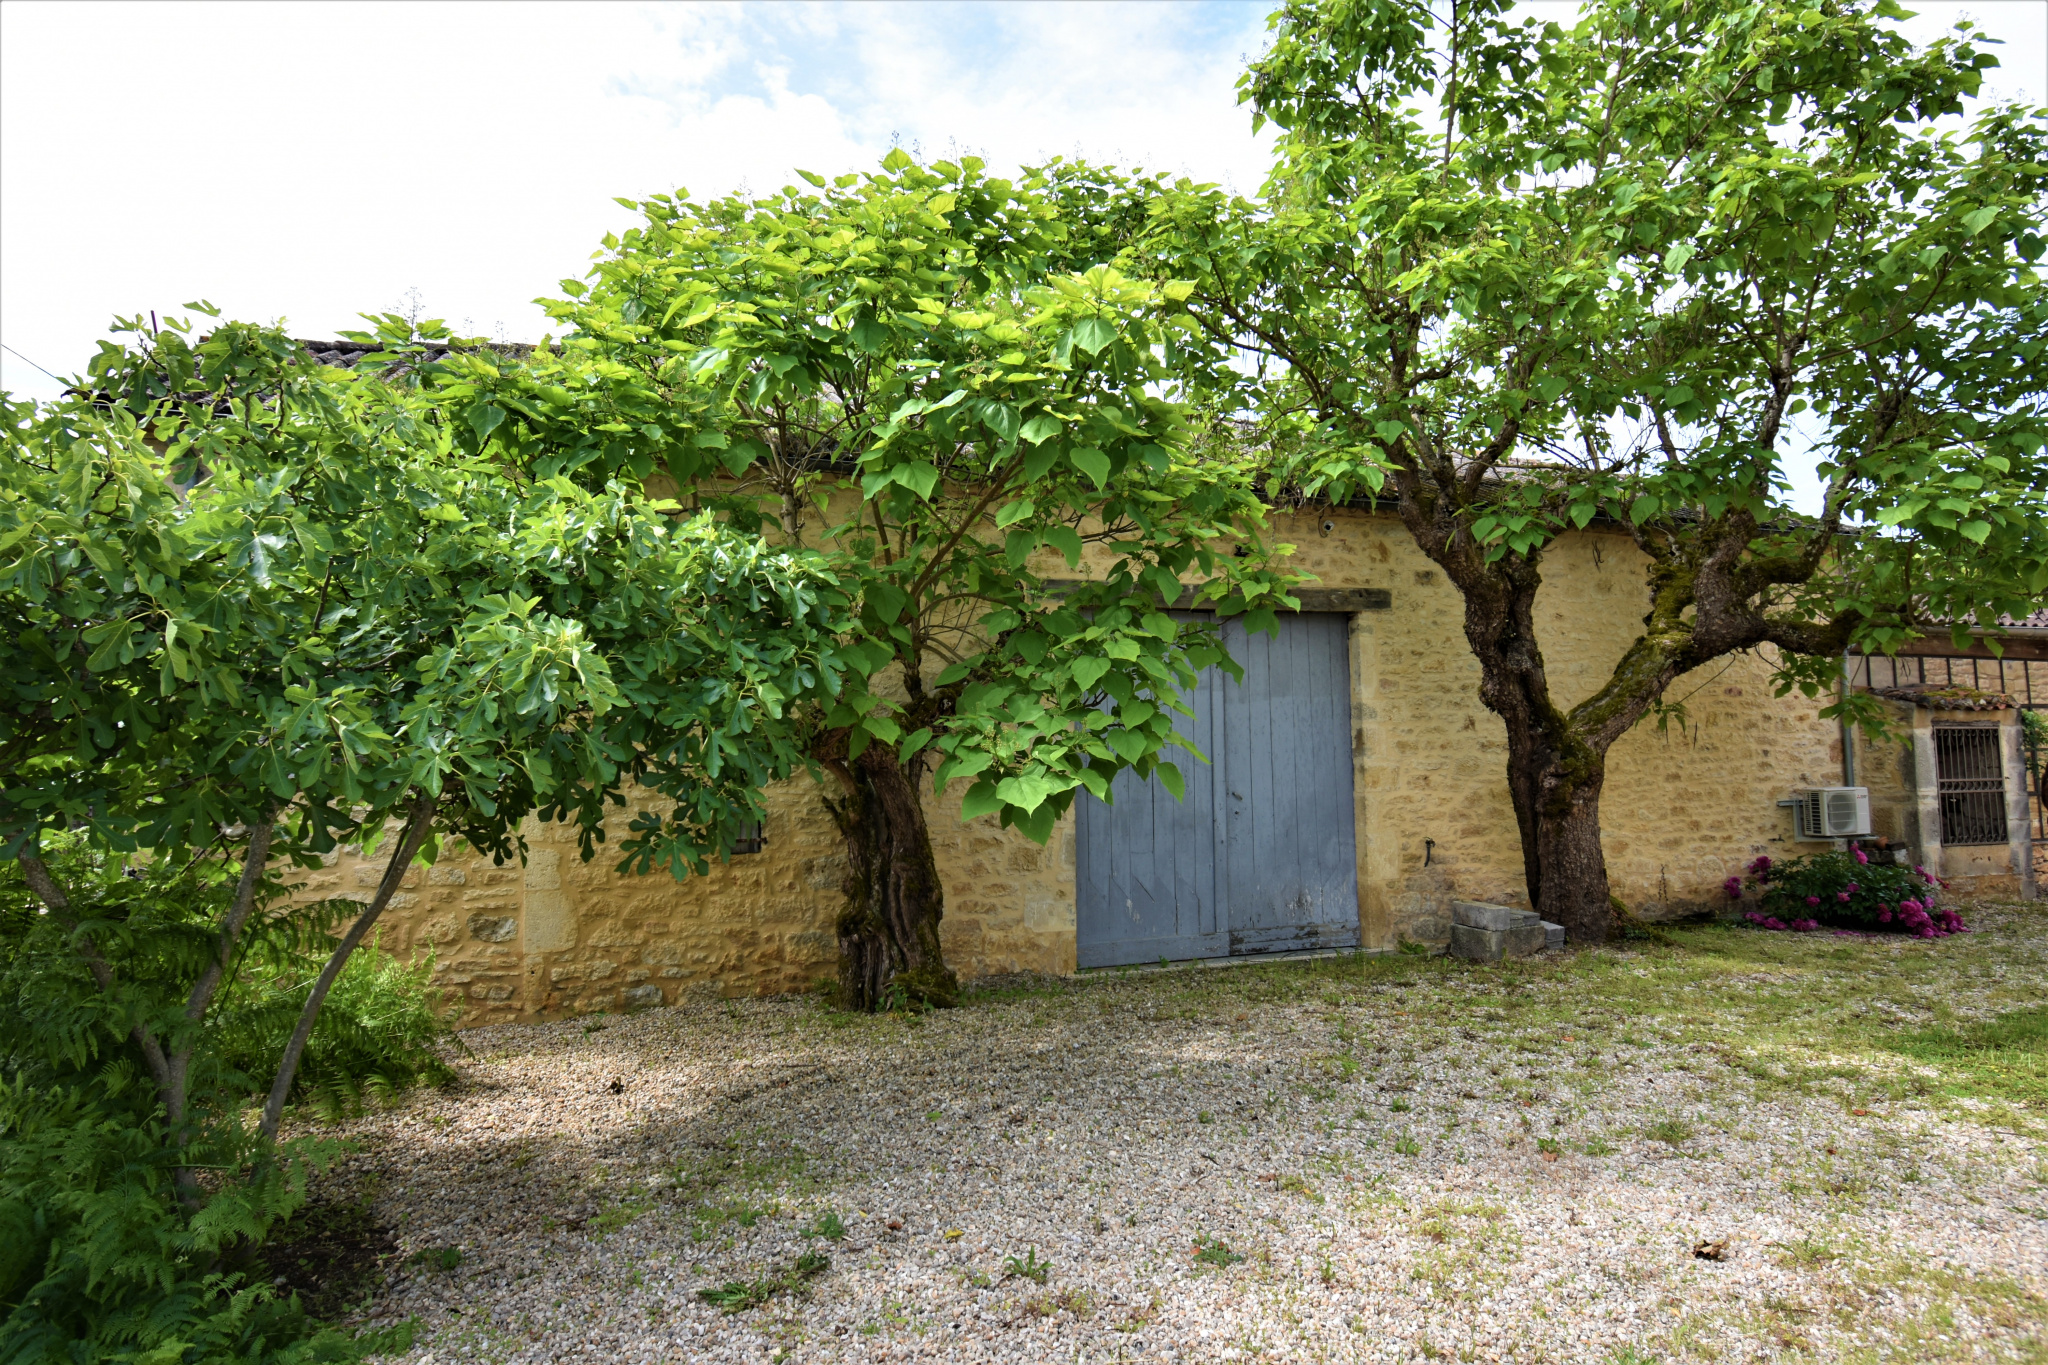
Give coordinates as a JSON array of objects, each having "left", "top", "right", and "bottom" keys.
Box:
[{"left": 1732, "top": 848, "right": 1964, "bottom": 938}]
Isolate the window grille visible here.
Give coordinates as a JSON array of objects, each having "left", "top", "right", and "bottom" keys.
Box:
[
  {"left": 731, "top": 819, "right": 767, "bottom": 855},
  {"left": 2026, "top": 708, "right": 2045, "bottom": 848},
  {"left": 1935, "top": 725, "right": 2008, "bottom": 846}
]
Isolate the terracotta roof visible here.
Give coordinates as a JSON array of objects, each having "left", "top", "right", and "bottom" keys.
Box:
[
  {"left": 300, "top": 338, "right": 533, "bottom": 367},
  {"left": 1871, "top": 684, "right": 2015, "bottom": 711}
]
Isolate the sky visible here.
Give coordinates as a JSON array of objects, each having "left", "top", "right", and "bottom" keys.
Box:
[
  {"left": 4, "top": 0, "right": 2044, "bottom": 441},
  {"left": 0, "top": 1, "right": 1278, "bottom": 396}
]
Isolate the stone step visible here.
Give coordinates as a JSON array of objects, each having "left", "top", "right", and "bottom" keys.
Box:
[
  {"left": 1449, "top": 922, "right": 1547, "bottom": 962},
  {"left": 1448, "top": 901, "right": 1562, "bottom": 962},
  {"left": 1451, "top": 900, "right": 1541, "bottom": 932}
]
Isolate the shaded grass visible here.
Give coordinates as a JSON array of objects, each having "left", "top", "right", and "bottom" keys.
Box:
[
  {"left": 779, "top": 901, "right": 2046, "bottom": 1172},
  {"left": 448, "top": 904, "right": 2047, "bottom": 1365},
  {"left": 1362, "top": 906, "right": 2036, "bottom": 1116},
  {"left": 667, "top": 1127, "right": 822, "bottom": 1243},
  {"left": 762, "top": 910, "right": 2044, "bottom": 1362}
]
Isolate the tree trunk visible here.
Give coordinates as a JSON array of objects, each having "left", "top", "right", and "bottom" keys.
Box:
[
  {"left": 1452, "top": 557, "right": 1618, "bottom": 947},
  {"left": 1485, "top": 695, "right": 1618, "bottom": 947},
  {"left": 826, "top": 745, "right": 958, "bottom": 1012},
  {"left": 1527, "top": 751, "right": 1613, "bottom": 945}
]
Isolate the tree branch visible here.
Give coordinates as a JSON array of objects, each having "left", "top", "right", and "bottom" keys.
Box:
[
  {"left": 258, "top": 796, "right": 436, "bottom": 1141},
  {"left": 18, "top": 852, "right": 176, "bottom": 1096},
  {"left": 182, "top": 817, "right": 275, "bottom": 1025}
]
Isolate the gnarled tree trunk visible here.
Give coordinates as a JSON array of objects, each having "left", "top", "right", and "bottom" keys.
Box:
[
  {"left": 825, "top": 744, "right": 958, "bottom": 1012},
  {"left": 1526, "top": 752, "right": 1612, "bottom": 943},
  {"left": 1452, "top": 560, "right": 1617, "bottom": 945},
  {"left": 1429, "top": 511, "right": 1846, "bottom": 948}
]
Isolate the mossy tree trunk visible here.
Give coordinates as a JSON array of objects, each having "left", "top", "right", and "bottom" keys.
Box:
[
  {"left": 1448, "top": 549, "right": 1617, "bottom": 944},
  {"left": 1404, "top": 490, "right": 1857, "bottom": 947},
  {"left": 824, "top": 743, "right": 959, "bottom": 1012}
]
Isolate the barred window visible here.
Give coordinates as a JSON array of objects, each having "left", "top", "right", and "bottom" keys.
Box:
[
  {"left": 732, "top": 819, "right": 767, "bottom": 855},
  {"left": 1935, "top": 725, "right": 2008, "bottom": 847}
]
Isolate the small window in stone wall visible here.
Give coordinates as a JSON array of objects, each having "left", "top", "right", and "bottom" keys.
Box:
[
  {"left": 1935, "top": 724, "right": 2008, "bottom": 846},
  {"left": 732, "top": 819, "right": 767, "bottom": 855}
]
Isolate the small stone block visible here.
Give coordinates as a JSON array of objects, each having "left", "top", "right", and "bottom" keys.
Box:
[
  {"left": 1542, "top": 921, "right": 1565, "bottom": 950},
  {"left": 1450, "top": 923, "right": 1507, "bottom": 962},
  {"left": 1506, "top": 909, "right": 1542, "bottom": 930},
  {"left": 1504, "top": 923, "right": 1547, "bottom": 958},
  {"left": 1452, "top": 901, "right": 1518, "bottom": 932}
]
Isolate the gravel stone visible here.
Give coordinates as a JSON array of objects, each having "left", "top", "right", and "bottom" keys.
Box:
[{"left": 326, "top": 906, "right": 2047, "bottom": 1364}]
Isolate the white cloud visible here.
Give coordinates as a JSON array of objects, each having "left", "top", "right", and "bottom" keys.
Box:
[
  {"left": 0, "top": 0, "right": 1271, "bottom": 398},
  {"left": 3, "top": 0, "right": 2036, "bottom": 427}
]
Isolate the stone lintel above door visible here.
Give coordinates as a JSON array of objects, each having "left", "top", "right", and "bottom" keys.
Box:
[{"left": 1043, "top": 579, "right": 1392, "bottom": 613}]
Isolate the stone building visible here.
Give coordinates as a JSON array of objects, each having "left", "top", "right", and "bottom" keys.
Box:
[{"left": 290, "top": 505, "right": 2045, "bottom": 1024}]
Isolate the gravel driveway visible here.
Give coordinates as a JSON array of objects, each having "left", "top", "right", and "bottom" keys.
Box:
[{"left": 325, "top": 903, "right": 2048, "bottom": 1364}]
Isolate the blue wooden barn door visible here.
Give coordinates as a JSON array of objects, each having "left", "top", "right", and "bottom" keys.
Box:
[{"left": 1075, "top": 613, "right": 1358, "bottom": 968}]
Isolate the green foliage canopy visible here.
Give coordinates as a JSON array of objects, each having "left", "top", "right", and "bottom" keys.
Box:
[
  {"left": 2, "top": 309, "right": 853, "bottom": 1184},
  {"left": 2, "top": 312, "right": 852, "bottom": 877},
  {"left": 423, "top": 152, "right": 1293, "bottom": 842},
  {"left": 1145, "top": 0, "right": 2046, "bottom": 721},
  {"left": 1, "top": 308, "right": 857, "bottom": 1355}
]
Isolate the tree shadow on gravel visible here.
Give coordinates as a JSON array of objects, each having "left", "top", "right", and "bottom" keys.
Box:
[{"left": 259, "top": 1190, "right": 402, "bottom": 1321}]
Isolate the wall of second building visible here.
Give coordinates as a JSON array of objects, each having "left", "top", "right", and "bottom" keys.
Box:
[
  {"left": 310, "top": 505, "right": 1881, "bottom": 1023},
  {"left": 1855, "top": 702, "right": 2034, "bottom": 900}
]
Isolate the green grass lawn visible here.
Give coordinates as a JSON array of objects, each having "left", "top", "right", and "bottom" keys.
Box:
[{"left": 1031, "top": 896, "right": 2048, "bottom": 1133}]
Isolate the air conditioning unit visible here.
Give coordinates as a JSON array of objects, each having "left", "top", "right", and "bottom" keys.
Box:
[{"left": 1793, "top": 787, "right": 1871, "bottom": 841}]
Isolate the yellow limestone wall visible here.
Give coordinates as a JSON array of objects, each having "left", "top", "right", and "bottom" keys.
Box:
[{"left": 306, "top": 506, "right": 1862, "bottom": 1024}]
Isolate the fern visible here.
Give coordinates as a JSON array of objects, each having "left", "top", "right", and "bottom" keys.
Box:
[
  {"left": 0, "top": 839, "right": 451, "bottom": 1361},
  {"left": 215, "top": 932, "right": 459, "bottom": 1122}
]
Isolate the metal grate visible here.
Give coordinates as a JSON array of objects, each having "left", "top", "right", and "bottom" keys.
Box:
[
  {"left": 2026, "top": 708, "right": 2045, "bottom": 848},
  {"left": 1935, "top": 725, "right": 2009, "bottom": 846},
  {"left": 732, "top": 819, "right": 767, "bottom": 855}
]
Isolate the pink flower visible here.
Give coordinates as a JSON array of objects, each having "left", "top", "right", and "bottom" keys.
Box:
[
  {"left": 1724, "top": 876, "right": 1744, "bottom": 900},
  {"left": 1837, "top": 892, "right": 1851, "bottom": 902},
  {"left": 1806, "top": 896, "right": 1821, "bottom": 907},
  {"left": 1747, "top": 856, "right": 1773, "bottom": 877},
  {"left": 1852, "top": 845, "right": 1868, "bottom": 864}
]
